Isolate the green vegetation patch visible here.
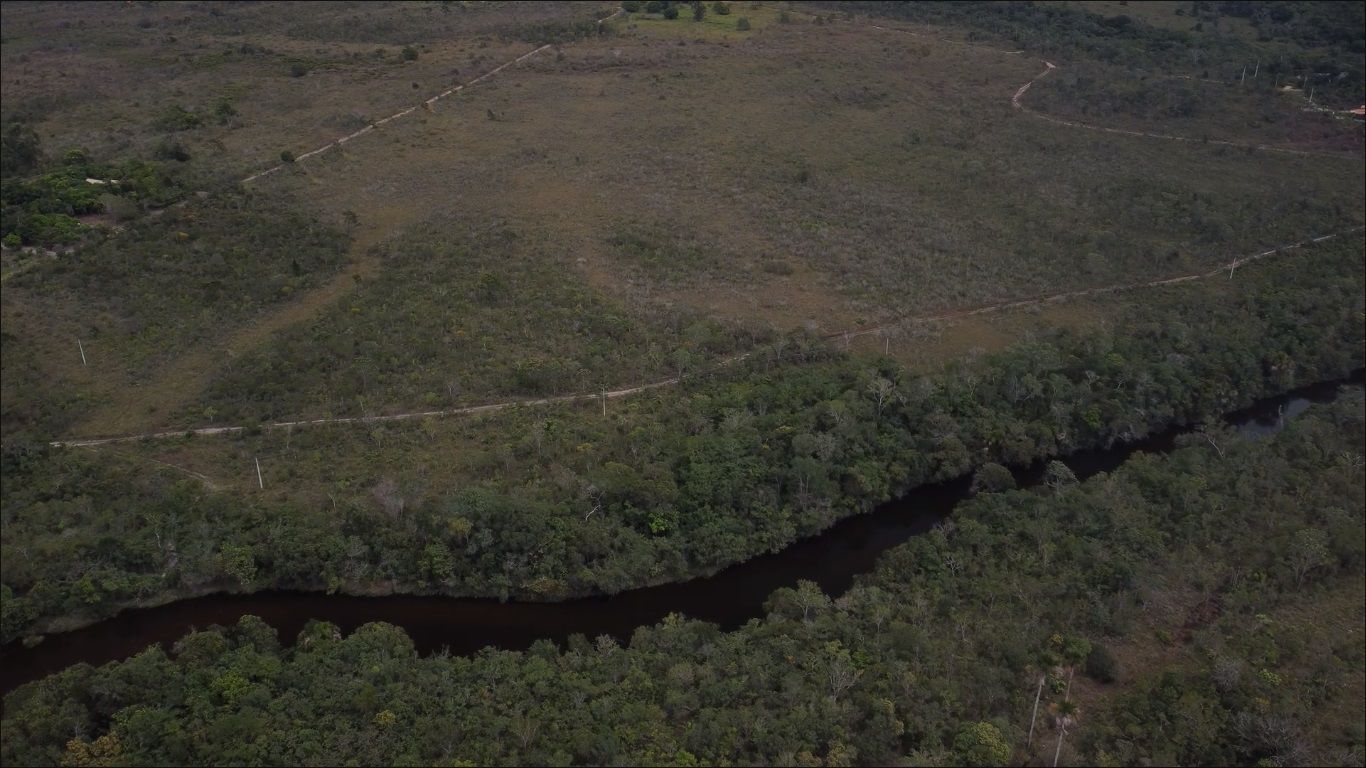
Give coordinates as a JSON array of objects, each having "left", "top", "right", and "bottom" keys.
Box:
[
  {"left": 189, "top": 221, "right": 751, "bottom": 424},
  {"left": 1, "top": 190, "right": 350, "bottom": 438},
  {"left": 1, "top": 237, "right": 1360, "bottom": 643},
  {"left": 3, "top": 383, "right": 1361, "bottom": 766}
]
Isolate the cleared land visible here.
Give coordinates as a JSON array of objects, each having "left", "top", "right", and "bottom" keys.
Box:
[{"left": 3, "top": 3, "right": 1361, "bottom": 444}]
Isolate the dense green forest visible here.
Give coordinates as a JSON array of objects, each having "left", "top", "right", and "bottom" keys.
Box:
[
  {"left": 2, "top": 238, "right": 1360, "bottom": 645},
  {"left": 4, "top": 390, "right": 1361, "bottom": 766}
]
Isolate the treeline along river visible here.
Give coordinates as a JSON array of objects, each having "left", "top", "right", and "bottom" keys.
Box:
[{"left": 1, "top": 372, "right": 1361, "bottom": 696}]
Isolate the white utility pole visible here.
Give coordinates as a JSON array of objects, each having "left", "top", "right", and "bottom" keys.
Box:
[
  {"left": 77, "top": 339, "right": 87, "bottom": 366},
  {"left": 255, "top": 457, "right": 264, "bottom": 489}
]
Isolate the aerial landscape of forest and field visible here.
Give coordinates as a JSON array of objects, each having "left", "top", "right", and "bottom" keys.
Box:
[{"left": 1, "top": 0, "right": 1363, "bottom": 765}]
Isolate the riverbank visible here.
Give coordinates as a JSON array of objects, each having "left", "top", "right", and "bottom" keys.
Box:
[
  {"left": 4, "top": 370, "right": 1360, "bottom": 697},
  {"left": 5, "top": 385, "right": 1361, "bottom": 766}
]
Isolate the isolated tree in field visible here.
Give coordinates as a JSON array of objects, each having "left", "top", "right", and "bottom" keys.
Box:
[
  {"left": 280, "top": 150, "right": 296, "bottom": 163},
  {"left": 712, "top": 1, "right": 730, "bottom": 15},
  {"left": 401, "top": 45, "right": 419, "bottom": 61},
  {"left": 663, "top": 5, "right": 679, "bottom": 19},
  {"left": 736, "top": 16, "right": 750, "bottom": 30}
]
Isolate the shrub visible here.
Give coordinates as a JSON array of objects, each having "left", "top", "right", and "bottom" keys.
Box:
[
  {"left": 280, "top": 150, "right": 296, "bottom": 163},
  {"left": 401, "top": 45, "right": 419, "bottom": 61},
  {"left": 736, "top": 16, "right": 751, "bottom": 30},
  {"left": 153, "top": 105, "right": 204, "bottom": 132},
  {"left": 100, "top": 194, "right": 140, "bottom": 222},
  {"left": 663, "top": 5, "right": 679, "bottom": 19},
  {"left": 153, "top": 139, "right": 191, "bottom": 162},
  {"left": 713, "top": 1, "right": 730, "bottom": 14},
  {"left": 213, "top": 99, "right": 237, "bottom": 125},
  {"left": 1, "top": 121, "right": 42, "bottom": 177},
  {"left": 289, "top": 62, "right": 308, "bottom": 78},
  {"left": 693, "top": 2, "right": 705, "bottom": 21},
  {"left": 622, "top": 0, "right": 641, "bottom": 11},
  {"left": 1085, "top": 643, "right": 1120, "bottom": 683}
]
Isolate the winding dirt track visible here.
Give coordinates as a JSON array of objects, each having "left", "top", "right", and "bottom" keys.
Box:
[
  {"left": 239, "top": 9, "right": 625, "bottom": 182},
  {"left": 240, "top": 43, "right": 554, "bottom": 184},
  {"left": 48, "top": 23, "right": 1364, "bottom": 448},
  {"left": 52, "top": 226, "right": 1360, "bottom": 448},
  {"left": 1011, "top": 60, "right": 1355, "bottom": 159}
]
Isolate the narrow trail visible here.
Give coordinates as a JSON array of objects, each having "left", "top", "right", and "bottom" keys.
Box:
[
  {"left": 45, "top": 20, "right": 1364, "bottom": 448},
  {"left": 51, "top": 228, "right": 1361, "bottom": 448},
  {"left": 239, "top": 7, "right": 624, "bottom": 183},
  {"left": 240, "top": 43, "right": 554, "bottom": 184},
  {"left": 1012, "top": 60, "right": 1359, "bottom": 159},
  {"left": 81, "top": 446, "right": 222, "bottom": 490},
  {"left": 828, "top": 229, "right": 1363, "bottom": 343}
]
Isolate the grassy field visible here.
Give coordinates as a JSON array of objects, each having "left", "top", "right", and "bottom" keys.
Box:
[{"left": 3, "top": 3, "right": 1361, "bottom": 442}]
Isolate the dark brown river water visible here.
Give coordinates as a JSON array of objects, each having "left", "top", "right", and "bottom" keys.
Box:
[{"left": 2, "top": 373, "right": 1361, "bottom": 696}]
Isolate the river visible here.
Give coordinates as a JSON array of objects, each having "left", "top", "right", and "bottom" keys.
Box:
[{"left": 2, "top": 373, "right": 1361, "bottom": 696}]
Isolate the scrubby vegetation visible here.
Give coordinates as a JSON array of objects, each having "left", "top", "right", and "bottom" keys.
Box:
[
  {"left": 3, "top": 388, "right": 1361, "bottom": 766},
  {"left": 2, "top": 239, "right": 1360, "bottom": 644},
  {"left": 187, "top": 221, "right": 752, "bottom": 425},
  {"left": 0, "top": 136, "right": 186, "bottom": 247},
  {"left": 1, "top": 190, "right": 350, "bottom": 439}
]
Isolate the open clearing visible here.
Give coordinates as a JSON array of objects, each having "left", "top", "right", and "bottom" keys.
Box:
[{"left": 4, "top": 3, "right": 1360, "bottom": 443}]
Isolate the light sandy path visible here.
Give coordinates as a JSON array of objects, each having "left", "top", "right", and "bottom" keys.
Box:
[
  {"left": 1012, "top": 60, "right": 1357, "bottom": 159},
  {"left": 238, "top": 7, "right": 624, "bottom": 182},
  {"left": 240, "top": 43, "right": 554, "bottom": 183},
  {"left": 50, "top": 227, "right": 1361, "bottom": 448}
]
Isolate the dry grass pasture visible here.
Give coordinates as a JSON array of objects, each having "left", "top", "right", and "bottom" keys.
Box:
[{"left": 2, "top": 1, "right": 1362, "bottom": 442}]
